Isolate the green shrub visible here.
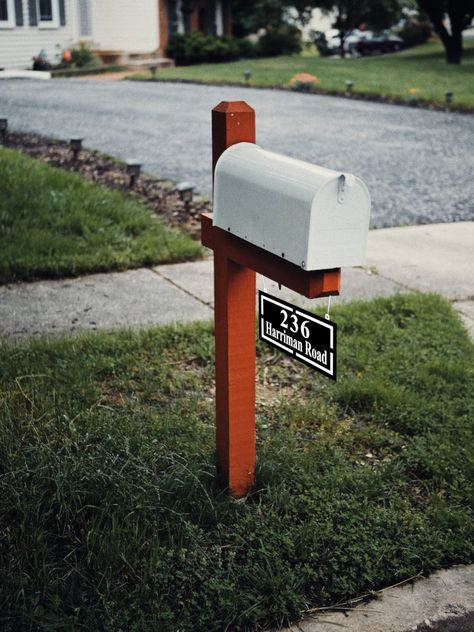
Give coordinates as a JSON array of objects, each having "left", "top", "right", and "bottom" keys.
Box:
[
  {"left": 312, "top": 30, "right": 333, "bottom": 57},
  {"left": 166, "top": 29, "right": 300, "bottom": 66},
  {"left": 167, "top": 32, "right": 240, "bottom": 65},
  {"left": 258, "top": 25, "right": 302, "bottom": 57},
  {"left": 235, "top": 37, "right": 260, "bottom": 58},
  {"left": 397, "top": 19, "right": 432, "bottom": 48},
  {"left": 70, "top": 43, "right": 98, "bottom": 68}
]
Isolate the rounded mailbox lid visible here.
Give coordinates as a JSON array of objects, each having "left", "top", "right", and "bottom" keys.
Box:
[{"left": 213, "top": 143, "right": 371, "bottom": 270}]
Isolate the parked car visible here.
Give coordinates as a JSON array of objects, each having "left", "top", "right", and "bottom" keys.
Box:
[
  {"left": 316, "top": 29, "right": 404, "bottom": 57},
  {"left": 345, "top": 30, "right": 404, "bottom": 56}
]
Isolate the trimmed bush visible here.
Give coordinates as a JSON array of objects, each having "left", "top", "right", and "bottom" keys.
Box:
[
  {"left": 259, "top": 25, "right": 302, "bottom": 57},
  {"left": 70, "top": 43, "right": 98, "bottom": 67},
  {"left": 236, "top": 37, "right": 260, "bottom": 59},
  {"left": 167, "top": 32, "right": 240, "bottom": 65},
  {"left": 397, "top": 20, "right": 432, "bottom": 48},
  {"left": 166, "top": 29, "right": 300, "bottom": 66}
]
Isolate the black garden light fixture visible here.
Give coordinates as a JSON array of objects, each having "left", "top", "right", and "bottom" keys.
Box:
[
  {"left": 345, "top": 80, "right": 353, "bottom": 92},
  {"left": 445, "top": 91, "right": 454, "bottom": 104},
  {"left": 149, "top": 64, "right": 158, "bottom": 79},
  {"left": 0, "top": 117, "right": 8, "bottom": 144},
  {"left": 244, "top": 69, "right": 252, "bottom": 82},
  {"left": 175, "top": 181, "right": 195, "bottom": 211},
  {"left": 126, "top": 159, "right": 142, "bottom": 188},
  {"left": 70, "top": 137, "right": 83, "bottom": 161}
]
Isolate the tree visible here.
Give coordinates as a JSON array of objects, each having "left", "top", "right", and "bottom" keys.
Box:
[
  {"left": 231, "top": 0, "right": 287, "bottom": 37},
  {"left": 416, "top": 0, "right": 474, "bottom": 63},
  {"left": 314, "top": 0, "right": 403, "bottom": 57},
  {"left": 233, "top": 0, "right": 402, "bottom": 46}
]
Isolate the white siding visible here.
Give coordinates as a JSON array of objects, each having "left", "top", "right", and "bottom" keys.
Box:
[
  {"left": 90, "top": 0, "right": 158, "bottom": 53},
  {"left": 0, "top": 0, "right": 159, "bottom": 70},
  {"left": 77, "top": 0, "right": 91, "bottom": 37},
  {"left": 0, "top": 0, "right": 78, "bottom": 70},
  {"left": 215, "top": 1, "right": 223, "bottom": 37}
]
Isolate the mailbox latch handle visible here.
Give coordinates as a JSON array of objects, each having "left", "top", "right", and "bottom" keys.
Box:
[{"left": 337, "top": 174, "right": 346, "bottom": 204}]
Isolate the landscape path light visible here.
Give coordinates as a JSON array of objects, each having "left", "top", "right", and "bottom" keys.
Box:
[
  {"left": 149, "top": 64, "right": 158, "bottom": 79},
  {"left": 0, "top": 117, "right": 8, "bottom": 144},
  {"left": 445, "top": 91, "right": 454, "bottom": 104},
  {"left": 244, "top": 69, "right": 252, "bottom": 82},
  {"left": 345, "top": 80, "right": 353, "bottom": 92},
  {"left": 176, "top": 181, "right": 195, "bottom": 211},
  {"left": 70, "top": 137, "right": 83, "bottom": 162},
  {"left": 126, "top": 159, "right": 142, "bottom": 189}
]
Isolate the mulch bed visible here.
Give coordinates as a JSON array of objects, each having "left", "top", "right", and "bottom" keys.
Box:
[{"left": 4, "top": 131, "right": 210, "bottom": 240}]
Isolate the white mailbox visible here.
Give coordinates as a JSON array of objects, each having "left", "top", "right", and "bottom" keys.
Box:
[{"left": 213, "top": 143, "right": 371, "bottom": 270}]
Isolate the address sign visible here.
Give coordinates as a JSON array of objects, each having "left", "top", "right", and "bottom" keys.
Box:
[{"left": 259, "top": 291, "right": 337, "bottom": 380}]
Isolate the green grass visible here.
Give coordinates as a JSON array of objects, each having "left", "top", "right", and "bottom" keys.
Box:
[
  {"left": 0, "top": 147, "right": 202, "bottom": 283},
  {"left": 1, "top": 293, "right": 473, "bottom": 631},
  {"left": 51, "top": 65, "right": 127, "bottom": 78},
  {"left": 132, "top": 40, "right": 474, "bottom": 109}
]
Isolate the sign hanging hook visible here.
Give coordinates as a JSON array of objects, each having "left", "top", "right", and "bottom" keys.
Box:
[{"left": 325, "top": 295, "right": 332, "bottom": 320}]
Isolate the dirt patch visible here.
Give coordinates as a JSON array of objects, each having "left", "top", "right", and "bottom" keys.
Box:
[
  {"left": 70, "top": 71, "right": 138, "bottom": 81},
  {"left": 5, "top": 130, "right": 210, "bottom": 240}
]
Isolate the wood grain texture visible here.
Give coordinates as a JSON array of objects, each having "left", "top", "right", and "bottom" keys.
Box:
[{"left": 210, "top": 101, "right": 257, "bottom": 497}]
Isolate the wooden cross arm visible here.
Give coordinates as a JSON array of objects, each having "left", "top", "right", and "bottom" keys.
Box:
[{"left": 201, "top": 213, "right": 340, "bottom": 299}]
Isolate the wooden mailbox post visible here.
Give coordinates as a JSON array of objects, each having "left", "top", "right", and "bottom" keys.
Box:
[{"left": 202, "top": 101, "right": 341, "bottom": 498}]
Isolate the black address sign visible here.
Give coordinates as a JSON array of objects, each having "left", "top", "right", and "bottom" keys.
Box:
[{"left": 258, "top": 291, "right": 337, "bottom": 380}]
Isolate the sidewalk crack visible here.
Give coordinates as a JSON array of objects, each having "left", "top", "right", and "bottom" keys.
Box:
[{"left": 151, "top": 268, "right": 214, "bottom": 309}]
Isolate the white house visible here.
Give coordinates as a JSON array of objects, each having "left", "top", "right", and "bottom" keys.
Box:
[{"left": 0, "top": 0, "right": 231, "bottom": 70}]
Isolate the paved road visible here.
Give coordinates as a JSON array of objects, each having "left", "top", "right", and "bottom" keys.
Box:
[{"left": 1, "top": 79, "right": 473, "bottom": 227}]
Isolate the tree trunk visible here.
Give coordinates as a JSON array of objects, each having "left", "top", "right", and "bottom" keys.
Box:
[
  {"left": 445, "top": 39, "right": 462, "bottom": 63},
  {"left": 339, "top": 31, "right": 346, "bottom": 58},
  {"left": 417, "top": 0, "right": 464, "bottom": 64},
  {"left": 446, "top": 1, "right": 464, "bottom": 64}
]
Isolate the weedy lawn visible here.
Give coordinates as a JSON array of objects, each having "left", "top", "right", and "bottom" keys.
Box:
[
  {"left": 0, "top": 147, "right": 202, "bottom": 283},
  {"left": 0, "top": 294, "right": 473, "bottom": 631},
  {"left": 131, "top": 40, "right": 474, "bottom": 110}
]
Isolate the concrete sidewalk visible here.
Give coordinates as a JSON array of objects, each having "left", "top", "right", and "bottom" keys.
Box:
[
  {"left": 0, "top": 222, "right": 473, "bottom": 339},
  {"left": 284, "top": 565, "right": 474, "bottom": 632}
]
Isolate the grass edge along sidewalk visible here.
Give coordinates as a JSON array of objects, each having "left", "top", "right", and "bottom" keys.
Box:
[
  {"left": 1, "top": 293, "right": 473, "bottom": 631},
  {"left": 130, "top": 40, "right": 474, "bottom": 112},
  {"left": 0, "top": 146, "right": 203, "bottom": 284}
]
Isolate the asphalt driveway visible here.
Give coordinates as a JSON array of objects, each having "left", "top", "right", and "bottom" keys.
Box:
[{"left": 1, "top": 79, "right": 473, "bottom": 228}]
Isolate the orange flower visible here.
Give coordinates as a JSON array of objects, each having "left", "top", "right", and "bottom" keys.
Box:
[
  {"left": 289, "top": 72, "right": 320, "bottom": 86},
  {"left": 408, "top": 87, "right": 420, "bottom": 94}
]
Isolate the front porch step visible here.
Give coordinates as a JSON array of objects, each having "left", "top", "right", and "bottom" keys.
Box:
[
  {"left": 126, "top": 57, "right": 175, "bottom": 70},
  {"left": 94, "top": 50, "right": 175, "bottom": 69}
]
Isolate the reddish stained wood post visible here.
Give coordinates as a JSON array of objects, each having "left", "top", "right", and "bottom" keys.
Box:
[
  {"left": 205, "top": 101, "right": 341, "bottom": 498},
  {"left": 211, "top": 102, "right": 257, "bottom": 498}
]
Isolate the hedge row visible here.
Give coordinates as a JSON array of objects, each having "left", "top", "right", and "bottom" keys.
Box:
[{"left": 166, "top": 27, "right": 301, "bottom": 65}]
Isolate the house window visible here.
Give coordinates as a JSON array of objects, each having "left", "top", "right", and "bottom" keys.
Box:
[
  {"left": 0, "top": 0, "right": 15, "bottom": 28},
  {"left": 37, "top": 0, "right": 59, "bottom": 28},
  {"left": 39, "top": 0, "right": 53, "bottom": 21}
]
